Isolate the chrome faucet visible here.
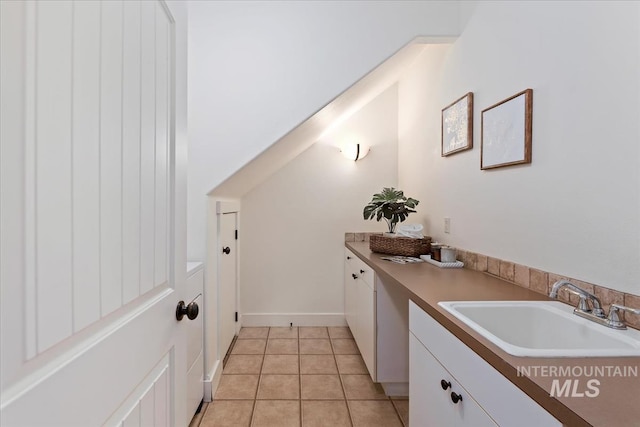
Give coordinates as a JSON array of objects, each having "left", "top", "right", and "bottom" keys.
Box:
[
  {"left": 549, "top": 280, "right": 639, "bottom": 329},
  {"left": 549, "top": 280, "right": 605, "bottom": 317}
]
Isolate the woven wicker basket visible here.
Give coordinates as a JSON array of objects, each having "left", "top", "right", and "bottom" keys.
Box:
[{"left": 369, "top": 235, "right": 432, "bottom": 257}]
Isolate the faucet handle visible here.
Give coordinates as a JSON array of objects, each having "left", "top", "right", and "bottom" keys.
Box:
[
  {"left": 562, "top": 289, "right": 591, "bottom": 313},
  {"left": 607, "top": 304, "right": 640, "bottom": 329}
]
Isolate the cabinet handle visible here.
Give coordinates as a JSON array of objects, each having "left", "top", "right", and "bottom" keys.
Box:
[
  {"left": 347, "top": 256, "right": 352, "bottom": 260},
  {"left": 360, "top": 269, "right": 365, "bottom": 274},
  {"left": 352, "top": 273, "right": 358, "bottom": 280},
  {"left": 450, "top": 392, "right": 463, "bottom": 404},
  {"left": 440, "top": 379, "right": 451, "bottom": 390}
]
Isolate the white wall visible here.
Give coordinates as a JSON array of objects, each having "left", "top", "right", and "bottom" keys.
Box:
[
  {"left": 239, "top": 85, "right": 399, "bottom": 320},
  {"left": 398, "top": 1, "right": 640, "bottom": 294},
  {"left": 187, "top": 0, "right": 461, "bottom": 260}
]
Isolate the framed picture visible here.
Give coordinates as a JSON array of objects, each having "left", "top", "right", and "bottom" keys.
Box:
[
  {"left": 441, "top": 92, "right": 473, "bottom": 156},
  {"left": 481, "top": 89, "right": 533, "bottom": 170}
]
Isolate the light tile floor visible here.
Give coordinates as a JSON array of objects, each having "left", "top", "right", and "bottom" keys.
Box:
[{"left": 196, "top": 326, "right": 409, "bottom": 427}]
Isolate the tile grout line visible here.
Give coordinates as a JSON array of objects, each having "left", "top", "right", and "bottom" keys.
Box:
[
  {"left": 330, "top": 331, "right": 355, "bottom": 427},
  {"left": 249, "top": 327, "right": 268, "bottom": 427},
  {"left": 390, "top": 398, "right": 407, "bottom": 427}
]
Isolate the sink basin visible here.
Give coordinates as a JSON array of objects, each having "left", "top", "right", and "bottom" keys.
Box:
[{"left": 438, "top": 301, "right": 640, "bottom": 357}]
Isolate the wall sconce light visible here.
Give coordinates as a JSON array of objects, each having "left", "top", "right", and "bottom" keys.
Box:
[{"left": 341, "top": 143, "right": 370, "bottom": 161}]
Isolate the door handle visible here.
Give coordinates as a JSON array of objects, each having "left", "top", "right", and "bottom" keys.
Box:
[
  {"left": 176, "top": 300, "right": 199, "bottom": 321},
  {"left": 222, "top": 246, "right": 231, "bottom": 255}
]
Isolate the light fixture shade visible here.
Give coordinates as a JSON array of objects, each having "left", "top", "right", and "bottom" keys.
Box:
[{"left": 341, "top": 143, "right": 370, "bottom": 161}]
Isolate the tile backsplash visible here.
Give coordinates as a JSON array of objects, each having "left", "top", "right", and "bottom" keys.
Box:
[{"left": 345, "top": 232, "right": 640, "bottom": 330}]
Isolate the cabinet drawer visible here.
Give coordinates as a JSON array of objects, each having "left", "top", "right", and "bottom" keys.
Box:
[{"left": 409, "top": 301, "right": 560, "bottom": 427}]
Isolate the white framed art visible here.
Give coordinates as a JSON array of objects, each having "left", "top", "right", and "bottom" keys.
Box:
[{"left": 481, "top": 89, "right": 533, "bottom": 169}]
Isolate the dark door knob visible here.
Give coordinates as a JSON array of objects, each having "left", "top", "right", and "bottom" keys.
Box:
[
  {"left": 450, "top": 392, "right": 463, "bottom": 404},
  {"left": 222, "top": 246, "right": 231, "bottom": 254},
  {"left": 352, "top": 273, "right": 358, "bottom": 279},
  {"left": 176, "top": 300, "right": 199, "bottom": 321},
  {"left": 440, "top": 379, "right": 451, "bottom": 390},
  {"left": 360, "top": 269, "right": 365, "bottom": 274}
]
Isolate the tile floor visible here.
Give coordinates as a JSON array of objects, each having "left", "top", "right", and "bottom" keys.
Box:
[{"left": 196, "top": 326, "right": 409, "bottom": 427}]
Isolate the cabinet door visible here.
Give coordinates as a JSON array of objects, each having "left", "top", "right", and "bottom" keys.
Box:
[
  {"left": 376, "top": 275, "right": 409, "bottom": 384},
  {"left": 409, "top": 333, "right": 497, "bottom": 427},
  {"left": 357, "top": 280, "right": 376, "bottom": 380},
  {"left": 410, "top": 333, "right": 448, "bottom": 426},
  {"left": 344, "top": 257, "right": 358, "bottom": 339}
]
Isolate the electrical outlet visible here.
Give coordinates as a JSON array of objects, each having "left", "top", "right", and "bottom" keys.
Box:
[{"left": 444, "top": 217, "right": 451, "bottom": 234}]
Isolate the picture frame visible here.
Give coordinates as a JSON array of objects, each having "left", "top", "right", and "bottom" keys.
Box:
[
  {"left": 441, "top": 92, "right": 473, "bottom": 156},
  {"left": 481, "top": 89, "right": 533, "bottom": 170}
]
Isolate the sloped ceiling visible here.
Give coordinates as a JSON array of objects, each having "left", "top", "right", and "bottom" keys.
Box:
[
  {"left": 188, "top": 1, "right": 462, "bottom": 258},
  {"left": 209, "top": 38, "right": 453, "bottom": 198}
]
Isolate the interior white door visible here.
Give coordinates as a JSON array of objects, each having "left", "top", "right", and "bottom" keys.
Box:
[
  {"left": 0, "top": 1, "right": 189, "bottom": 426},
  {"left": 219, "top": 212, "right": 238, "bottom": 358},
  {"left": 186, "top": 265, "right": 205, "bottom": 421}
]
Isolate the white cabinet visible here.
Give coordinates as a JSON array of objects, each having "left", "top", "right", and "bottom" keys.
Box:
[
  {"left": 357, "top": 275, "right": 376, "bottom": 378},
  {"left": 344, "top": 248, "right": 376, "bottom": 380},
  {"left": 410, "top": 334, "right": 497, "bottom": 427},
  {"left": 344, "top": 254, "right": 358, "bottom": 338},
  {"left": 344, "top": 248, "right": 410, "bottom": 393},
  {"left": 409, "top": 301, "right": 561, "bottom": 427},
  {"left": 375, "top": 274, "right": 409, "bottom": 395}
]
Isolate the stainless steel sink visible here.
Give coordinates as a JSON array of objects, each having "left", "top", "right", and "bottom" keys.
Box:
[{"left": 438, "top": 301, "right": 640, "bottom": 357}]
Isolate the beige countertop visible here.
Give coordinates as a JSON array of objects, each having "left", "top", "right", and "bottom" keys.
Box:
[{"left": 346, "top": 241, "right": 640, "bottom": 427}]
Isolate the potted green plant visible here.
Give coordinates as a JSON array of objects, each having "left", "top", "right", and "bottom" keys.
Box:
[{"left": 363, "top": 187, "right": 419, "bottom": 235}]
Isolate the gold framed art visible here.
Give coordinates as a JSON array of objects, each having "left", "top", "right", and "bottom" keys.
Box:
[{"left": 441, "top": 92, "right": 473, "bottom": 157}]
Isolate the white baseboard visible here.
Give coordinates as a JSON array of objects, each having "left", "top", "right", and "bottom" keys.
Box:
[
  {"left": 203, "top": 359, "right": 223, "bottom": 402},
  {"left": 381, "top": 382, "right": 409, "bottom": 397},
  {"left": 241, "top": 313, "right": 347, "bottom": 327}
]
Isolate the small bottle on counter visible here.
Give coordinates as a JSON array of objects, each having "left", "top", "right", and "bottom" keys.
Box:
[{"left": 430, "top": 243, "right": 441, "bottom": 262}]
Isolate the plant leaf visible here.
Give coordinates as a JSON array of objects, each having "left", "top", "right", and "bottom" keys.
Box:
[{"left": 363, "top": 187, "right": 420, "bottom": 225}]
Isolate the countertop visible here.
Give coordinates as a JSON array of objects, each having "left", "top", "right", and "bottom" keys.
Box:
[{"left": 346, "top": 241, "right": 640, "bottom": 427}]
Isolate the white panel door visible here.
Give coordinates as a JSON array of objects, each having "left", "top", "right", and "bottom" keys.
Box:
[
  {"left": 218, "top": 212, "right": 238, "bottom": 359},
  {"left": 219, "top": 212, "right": 238, "bottom": 358},
  {"left": 0, "top": 1, "right": 190, "bottom": 425}
]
